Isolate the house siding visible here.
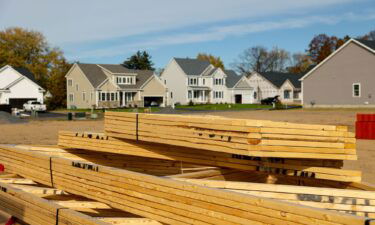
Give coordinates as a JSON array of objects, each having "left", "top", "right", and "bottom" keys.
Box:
[
  {"left": 66, "top": 65, "right": 96, "bottom": 109},
  {"left": 161, "top": 60, "right": 188, "bottom": 105},
  {"left": 303, "top": 42, "right": 375, "bottom": 107},
  {"left": 247, "top": 73, "right": 279, "bottom": 103},
  {"left": 137, "top": 76, "right": 167, "bottom": 107}
]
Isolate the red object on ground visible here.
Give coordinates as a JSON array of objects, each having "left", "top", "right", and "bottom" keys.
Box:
[
  {"left": 5, "top": 217, "right": 16, "bottom": 225},
  {"left": 356, "top": 114, "right": 375, "bottom": 139},
  {"left": 0, "top": 164, "right": 4, "bottom": 172}
]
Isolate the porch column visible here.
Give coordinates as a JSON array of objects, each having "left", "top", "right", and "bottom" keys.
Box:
[
  {"left": 203, "top": 91, "right": 206, "bottom": 102},
  {"left": 95, "top": 91, "right": 99, "bottom": 107},
  {"left": 123, "top": 91, "right": 126, "bottom": 106}
]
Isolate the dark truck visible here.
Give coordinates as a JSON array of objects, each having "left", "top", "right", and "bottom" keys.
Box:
[{"left": 261, "top": 95, "right": 280, "bottom": 105}]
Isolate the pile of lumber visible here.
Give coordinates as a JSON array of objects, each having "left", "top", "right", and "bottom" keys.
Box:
[
  {"left": 0, "top": 172, "right": 161, "bottom": 225},
  {"left": 104, "top": 112, "right": 356, "bottom": 159},
  {"left": 2, "top": 111, "right": 375, "bottom": 224},
  {"left": 0, "top": 145, "right": 372, "bottom": 225}
]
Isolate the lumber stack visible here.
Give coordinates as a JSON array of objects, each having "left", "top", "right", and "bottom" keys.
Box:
[
  {"left": 0, "top": 173, "right": 162, "bottom": 225},
  {"left": 58, "top": 131, "right": 361, "bottom": 184},
  {"left": 0, "top": 145, "right": 372, "bottom": 225},
  {"left": 104, "top": 112, "right": 357, "bottom": 160},
  {"left": 176, "top": 179, "right": 375, "bottom": 218}
]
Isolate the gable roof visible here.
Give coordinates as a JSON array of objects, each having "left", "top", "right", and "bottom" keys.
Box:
[
  {"left": 76, "top": 63, "right": 154, "bottom": 89},
  {"left": 13, "top": 67, "right": 37, "bottom": 83},
  {"left": 117, "top": 70, "right": 154, "bottom": 89},
  {"left": 356, "top": 39, "right": 375, "bottom": 51},
  {"left": 256, "top": 72, "right": 303, "bottom": 88},
  {"left": 300, "top": 39, "right": 375, "bottom": 81},
  {"left": 174, "top": 58, "right": 211, "bottom": 75},
  {"left": 225, "top": 70, "right": 243, "bottom": 88},
  {"left": 98, "top": 64, "right": 138, "bottom": 74},
  {"left": 77, "top": 63, "right": 108, "bottom": 88}
]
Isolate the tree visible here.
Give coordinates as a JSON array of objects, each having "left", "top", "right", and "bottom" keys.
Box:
[
  {"left": 308, "top": 34, "right": 349, "bottom": 64},
  {"left": 288, "top": 53, "right": 313, "bottom": 73},
  {"left": 196, "top": 53, "right": 224, "bottom": 69},
  {"left": 122, "top": 51, "right": 154, "bottom": 70},
  {"left": 0, "top": 27, "right": 71, "bottom": 108},
  {"left": 359, "top": 30, "right": 375, "bottom": 41},
  {"left": 232, "top": 46, "right": 290, "bottom": 74}
]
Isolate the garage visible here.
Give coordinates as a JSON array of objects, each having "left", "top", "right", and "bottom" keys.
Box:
[
  {"left": 143, "top": 96, "right": 163, "bottom": 107},
  {"left": 9, "top": 98, "right": 37, "bottom": 109},
  {"left": 235, "top": 95, "right": 242, "bottom": 104}
]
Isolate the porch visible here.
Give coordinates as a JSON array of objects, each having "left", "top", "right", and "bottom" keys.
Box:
[{"left": 188, "top": 88, "right": 211, "bottom": 103}]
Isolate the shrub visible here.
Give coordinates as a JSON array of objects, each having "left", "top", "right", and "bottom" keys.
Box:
[{"left": 188, "top": 100, "right": 194, "bottom": 106}]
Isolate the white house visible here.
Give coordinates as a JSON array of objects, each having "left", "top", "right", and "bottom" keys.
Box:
[
  {"left": 247, "top": 71, "right": 303, "bottom": 104},
  {"left": 0, "top": 65, "right": 45, "bottom": 108},
  {"left": 161, "top": 58, "right": 254, "bottom": 105}
]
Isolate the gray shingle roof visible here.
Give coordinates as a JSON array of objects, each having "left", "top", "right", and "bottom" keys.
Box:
[
  {"left": 356, "top": 39, "right": 375, "bottom": 51},
  {"left": 98, "top": 64, "right": 138, "bottom": 74},
  {"left": 174, "top": 58, "right": 211, "bottom": 75},
  {"left": 257, "top": 72, "right": 304, "bottom": 88},
  {"left": 13, "top": 67, "right": 37, "bottom": 83},
  {"left": 225, "top": 70, "right": 243, "bottom": 88},
  {"left": 77, "top": 63, "right": 108, "bottom": 88},
  {"left": 76, "top": 63, "right": 154, "bottom": 89},
  {"left": 117, "top": 70, "right": 154, "bottom": 89}
]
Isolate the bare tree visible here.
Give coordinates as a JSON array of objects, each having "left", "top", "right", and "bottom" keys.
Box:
[{"left": 232, "top": 46, "right": 290, "bottom": 74}]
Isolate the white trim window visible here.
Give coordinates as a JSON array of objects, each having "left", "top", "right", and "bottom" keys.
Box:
[
  {"left": 353, "top": 83, "right": 361, "bottom": 97},
  {"left": 188, "top": 90, "right": 192, "bottom": 99},
  {"left": 75, "top": 84, "right": 79, "bottom": 91},
  {"left": 116, "top": 76, "right": 135, "bottom": 85},
  {"left": 188, "top": 78, "right": 198, "bottom": 86},
  {"left": 69, "top": 94, "right": 74, "bottom": 102},
  {"left": 82, "top": 92, "right": 86, "bottom": 101},
  {"left": 67, "top": 79, "right": 73, "bottom": 87}
]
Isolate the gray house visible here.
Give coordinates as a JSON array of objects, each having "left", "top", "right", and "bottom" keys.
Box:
[
  {"left": 300, "top": 39, "right": 375, "bottom": 107},
  {"left": 65, "top": 63, "right": 167, "bottom": 109}
]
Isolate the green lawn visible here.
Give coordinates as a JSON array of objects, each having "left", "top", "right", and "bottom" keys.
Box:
[{"left": 175, "top": 104, "right": 272, "bottom": 111}]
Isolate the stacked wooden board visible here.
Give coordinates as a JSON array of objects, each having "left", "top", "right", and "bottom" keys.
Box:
[
  {"left": 104, "top": 112, "right": 357, "bottom": 160},
  {"left": 0, "top": 173, "right": 162, "bottom": 225},
  {"left": 0, "top": 145, "right": 373, "bottom": 225},
  {"left": 58, "top": 131, "right": 361, "bottom": 185}
]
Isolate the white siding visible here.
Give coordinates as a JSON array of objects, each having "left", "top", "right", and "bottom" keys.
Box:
[
  {"left": 161, "top": 59, "right": 188, "bottom": 105},
  {"left": 247, "top": 73, "right": 278, "bottom": 103}
]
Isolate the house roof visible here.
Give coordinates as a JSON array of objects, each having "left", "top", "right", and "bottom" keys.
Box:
[
  {"left": 356, "top": 39, "right": 375, "bottom": 51},
  {"left": 13, "top": 67, "right": 37, "bottom": 83},
  {"left": 225, "top": 70, "right": 243, "bottom": 88},
  {"left": 77, "top": 63, "right": 108, "bottom": 88},
  {"left": 98, "top": 64, "right": 138, "bottom": 74},
  {"left": 76, "top": 63, "right": 154, "bottom": 89},
  {"left": 300, "top": 39, "right": 375, "bottom": 81},
  {"left": 174, "top": 58, "right": 211, "bottom": 75},
  {"left": 257, "top": 72, "right": 303, "bottom": 88},
  {"left": 118, "top": 70, "right": 154, "bottom": 89}
]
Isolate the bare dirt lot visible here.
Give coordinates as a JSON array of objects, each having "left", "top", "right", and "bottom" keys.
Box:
[{"left": 0, "top": 109, "right": 374, "bottom": 184}]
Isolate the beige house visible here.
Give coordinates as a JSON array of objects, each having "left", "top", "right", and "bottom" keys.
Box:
[
  {"left": 300, "top": 39, "right": 375, "bottom": 108},
  {"left": 65, "top": 63, "right": 167, "bottom": 109},
  {"left": 247, "top": 71, "right": 303, "bottom": 104}
]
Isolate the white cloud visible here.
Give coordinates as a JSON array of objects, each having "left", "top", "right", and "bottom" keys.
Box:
[
  {"left": 69, "top": 11, "right": 375, "bottom": 59},
  {"left": 0, "top": 0, "right": 358, "bottom": 44}
]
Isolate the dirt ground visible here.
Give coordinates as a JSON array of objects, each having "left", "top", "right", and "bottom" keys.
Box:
[{"left": 0, "top": 109, "right": 374, "bottom": 183}]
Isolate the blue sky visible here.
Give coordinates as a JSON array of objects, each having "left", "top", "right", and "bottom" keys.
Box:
[{"left": 0, "top": 0, "right": 374, "bottom": 69}]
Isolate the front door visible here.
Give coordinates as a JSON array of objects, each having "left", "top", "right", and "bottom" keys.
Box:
[{"left": 235, "top": 95, "right": 242, "bottom": 104}]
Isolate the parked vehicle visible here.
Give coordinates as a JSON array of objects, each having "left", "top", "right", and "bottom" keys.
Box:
[
  {"left": 261, "top": 95, "right": 280, "bottom": 105},
  {"left": 23, "top": 101, "right": 47, "bottom": 112}
]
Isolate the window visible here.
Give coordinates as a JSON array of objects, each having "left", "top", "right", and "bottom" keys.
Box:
[
  {"left": 188, "top": 78, "right": 198, "bottom": 86},
  {"left": 68, "top": 79, "right": 73, "bottom": 87},
  {"left": 170, "top": 92, "right": 173, "bottom": 99},
  {"left": 193, "top": 91, "right": 199, "bottom": 98},
  {"left": 91, "top": 92, "right": 93, "bottom": 100},
  {"left": 76, "top": 84, "right": 79, "bottom": 91},
  {"left": 69, "top": 94, "right": 74, "bottom": 102},
  {"left": 101, "top": 92, "right": 106, "bottom": 101},
  {"left": 164, "top": 80, "right": 167, "bottom": 85},
  {"left": 284, "top": 90, "right": 290, "bottom": 99},
  {"left": 82, "top": 92, "right": 86, "bottom": 101},
  {"left": 203, "top": 79, "right": 205, "bottom": 85},
  {"left": 188, "top": 90, "right": 192, "bottom": 99},
  {"left": 293, "top": 91, "right": 299, "bottom": 99},
  {"left": 353, "top": 83, "right": 361, "bottom": 97},
  {"left": 110, "top": 93, "right": 114, "bottom": 101},
  {"left": 106, "top": 93, "right": 110, "bottom": 101}
]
